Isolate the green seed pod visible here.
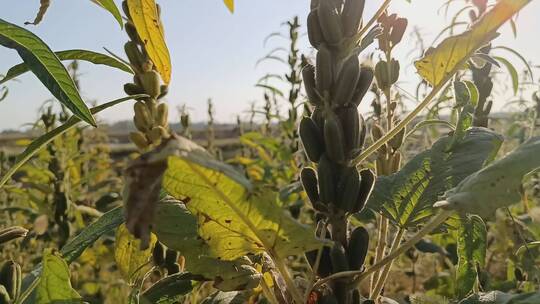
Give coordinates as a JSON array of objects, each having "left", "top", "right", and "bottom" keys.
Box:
[
  {"left": 342, "top": 0, "right": 365, "bottom": 37},
  {"left": 330, "top": 243, "right": 349, "bottom": 273},
  {"left": 140, "top": 71, "right": 162, "bottom": 98},
  {"left": 134, "top": 101, "right": 153, "bottom": 129},
  {"left": 152, "top": 242, "right": 166, "bottom": 266},
  {"left": 324, "top": 111, "right": 346, "bottom": 163},
  {"left": 122, "top": 0, "right": 130, "bottom": 18},
  {"left": 334, "top": 54, "right": 361, "bottom": 106},
  {"left": 301, "top": 167, "right": 320, "bottom": 206},
  {"left": 302, "top": 64, "right": 322, "bottom": 106},
  {"left": 124, "top": 83, "right": 145, "bottom": 96},
  {"left": 0, "top": 261, "right": 21, "bottom": 301},
  {"left": 129, "top": 131, "right": 149, "bottom": 150},
  {"left": 0, "top": 227, "right": 27, "bottom": 245},
  {"left": 348, "top": 226, "right": 369, "bottom": 270},
  {"left": 125, "top": 22, "right": 140, "bottom": 44},
  {"left": 317, "top": 0, "right": 343, "bottom": 45},
  {"left": 165, "top": 249, "right": 180, "bottom": 266},
  {"left": 307, "top": 10, "right": 324, "bottom": 49},
  {"left": 388, "top": 124, "right": 405, "bottom": 151},
  {"left": 371, "top": 123, "right": 384, "bottom": 141},
  {"left": 318, "top": 154, "right": 336, "bottom": 205},
  {"left": 300, "top": 117, "right": 324, "bottom": 163},
  {"left": 337, "top": 166, "right": 361, "bottom": 212},
  {"left": 335, "top": 106, "right": 364, "bottom": 158},
  {"left": 353, "top": 169, "right": 375, "bottom": 213},
  {"left": 391, "top": 152, "right": 401, "bottom": 172},
  {"left": 352, "top": 66, "right": 374, "bottom": 106},
  {"left": 316, "top": 45, "right": 334, "bottom": 94},
  {"left": 124, "top": 41, "right": 144, "bottom": 72},
  {"left": 390, "top": 58, "right": 400, "bottom": 86},
  {"left": 0, "top": 285, "right": 10, "bottom": 304},
  {"left": 148, "top": 126, "right": 168, "bottom": 142},
  {"left": 375, "top": 60, "right": 390, "bottom": 91},
  {"left": 156, "top": 102, "right": 169, "bottom": 127},
  {"left": 134, "top": 115, "right": 148, "bottom": 133}
]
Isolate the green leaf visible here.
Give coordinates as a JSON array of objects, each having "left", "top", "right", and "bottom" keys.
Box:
[
  {"left": 91, "top": 0, "right": 124, "bottom": 29},
  {"left": 415, "top": 0, "right": 531, "bottom": 87},
  {"left": 456, "top": 215, "right": 487, "bottom": 299},
  {"left": 493, "top": 56, "right": 519, "bottom": 95},
  {"left": 0, "top": 49, "right": 133, "bottom": 85},
  {"left": 153, "top": 199, "right": 261, "bottom": 292},
  {"left": 436, "top": 137, "right": 540, "bottom": 218},
  {"left": 0, "top": 94, "right": 146, "bottom": 189},
  {"left": 366, "top": 128, "right": 503, "bottom": 228},
  {"left": 140, "top": 272, "right": 199, "bottom": 304},
  {"left": 162, "top": 137, "right": 324, "bottom": 260},
  {"left": 21, "top": 207, "right": 125, "bottom": 303},
  {"left": 459, "top": 291, "right": 540, "bottom": 304},
  {"left": 0, "top": 19, "right": 96, "bottom": 126},
  {"left": 201, "top": 291, "right": 247, "bottom": 304},
  {"left": 37, "top": 249, "right": 82, "bottom": 304}
]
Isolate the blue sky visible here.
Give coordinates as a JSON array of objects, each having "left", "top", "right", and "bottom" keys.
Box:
[{"left": 1, "top": 0, "right": 539, "bottom": 130}]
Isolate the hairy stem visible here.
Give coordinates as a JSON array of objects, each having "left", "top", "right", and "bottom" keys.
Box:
[{"left": 371, "top": 228, "right": 405, "bottom": 299}]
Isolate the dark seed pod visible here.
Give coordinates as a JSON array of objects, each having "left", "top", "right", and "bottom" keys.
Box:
[
  {"left": 124, "top": 41, "right": 144, "bottom": 72},
  {"left": 166, "top": 263, "right": 181, "bottom": 275},
  {"left": 319, "top": 295, "right": 339, "bottom": 304},
  {"left": 318, "top": 0, "right": 344, "bottom": 45},
  {"left": 165, "top": 249, "right": 180, "bottom": 266},
  {"left": 122, "top": 0, "right": 130, "bottom": 18},
  {"left": 125, "top": 22, "right": 140, "bottom": 44},
  {"left": 389, "top": 59, "right": 400, "bottom": 86},
  {"left": 301, "top": 167, "right": 320, "bottom": 206},
  {"left": 311, "top": 107, "right": 326, "bottom": 135},
  {"left": 323, "top": 111, "right": 346, "bottom": 163},
  {"left": 300, "top": 117, "right": 324, "bottom": 162},
  {"left": 303, "top": 64, "right": 322, "bottom": 106},
  {"left": 334, "top": 55, "right": 361, "bottom": 106},
  {"left": 390, "top": 18, "right": 408, "bottom": 46},
  {"left": 306, "top": 246, "right": 333, "bottom": 277},
  {"left": 348, "top": 226, "right": 369, "bottom": 270},
  {"left": 316, "top": 45, "right": 334, "bottom": 94},
  {"left": 0, "top": 261, "right": 21, "bottom": 301},
  {"left": 330, "top": 243, "right": 349, "bottom": 273},
  {"left": 337, "top": 167, "right": 361, "bottom": 212},
  {"left": 124, "top": 83, "right": 145, "bottom": 96},
  {"left": 310, "top": 0, "right": 320, "bottom": 10},
  {"left": 307, "top": 10, "right": 324, "bottom": 49},
  {"left": 353, "top": 169, "right": 375, "bottom": 213},
  {"left": 375, "top": 60, "right": 390, "bottom": 91},
  {"left": 0, "top": 227, "right": 27, "bottom": 245},
  {"left": 352, "top": 290, "right": 361, "bottom": 304},
  {"left": 318, "top": 154, "right": 336, "bottom": 205},
  {"left": 152, "top": 242, "right": 166, "bottom": 266},
  {"left": 335, "top": 106, "right": 364, "bottom": 158},
  {"left": 352, "top": 66, "right": 374, "bottom": 106},
  {"left": 391, "top": 152, "right": 401, "bottom": 172},
  {"left": 342, "top": 0, "right": 365, "bottom": 37}
]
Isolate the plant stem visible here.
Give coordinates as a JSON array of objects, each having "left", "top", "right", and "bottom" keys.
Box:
[
  {"left": 272, "top": 252, "right": 305, "bottom": 304},
  {"left": 355, "top": 0, "right": 393, "bottom": 44},
  {"left": 371, "top": 228, "right": 405, "bottom": 299},
  {"left": 370, "top": 216, "right": 388, "bottom": 294},
  {"left": 309, "top": 210, "right": 452, "bottom": 292}
]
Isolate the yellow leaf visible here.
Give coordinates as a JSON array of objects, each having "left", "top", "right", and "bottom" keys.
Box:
[
  {"left": 114, "top": 224, "right": 156, "bottom": 284},
  {"left": 37, "top": 249, "right": 82, "bottom": 304},
  {"left": 414, "top": 0, "right": 531, "bottom": 87},
  {"left": 127, "top": 0, "right": 172, "bottom": 84},
  {"left": 223, "top": 0, "right": 234, "bottom": 13}
]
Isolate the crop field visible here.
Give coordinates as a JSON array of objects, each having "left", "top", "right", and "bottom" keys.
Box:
[{"left": 1, "top": 1, "right": 540, "bottom": 303}]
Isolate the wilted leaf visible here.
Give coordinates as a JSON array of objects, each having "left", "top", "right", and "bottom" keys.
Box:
[
  {"left": 114, "top": 224, "right": 156, "bottom": 284},
  {"left": 25, "top": 0, "right": 51, "bottom": 25},
  {"left": 0, "top": 49, "right": 133, "bottom": 85},
  {"left": 366, "top": 128, "right": 503, "bottom": 228},
  {"left": 456, "top": 215, "right": 487, "bottom": 299},
  {"left": 92, "top": 0, "right": 124, "bottom": 29},
  {"left": 0, "top": 19, "right": 96, "bottom": 126},
  {"left": 153, "top": 198, "right": 261, "bottom": 292},
  {"left": 223, "top": 0, "right": 234, "bottom": 13},
  {"left": 415, "top": 0, "right": 531, "bottom": 87},
  {"left": 162, "top": 136, "right": 324, "bottom": 260},
  {"left": 127, "top": 0, "right": 171, "bottom": 84},
  {"left": 436, "top": 137, "right": 540, "bottom": 218},
  {"left": 37, "top": 249, "right": 82, "bottom": 304}
]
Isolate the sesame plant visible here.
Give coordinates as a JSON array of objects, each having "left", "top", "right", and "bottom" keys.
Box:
[{"left": 0, "top": 0, "right": 540, "bottom": 303}]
